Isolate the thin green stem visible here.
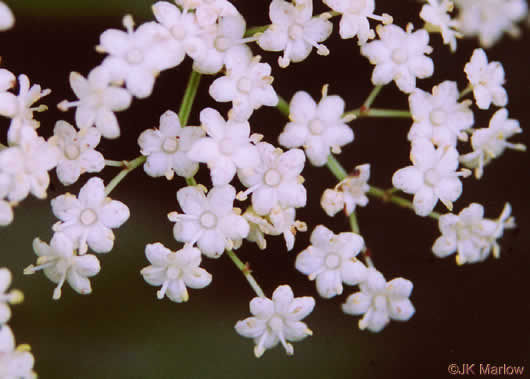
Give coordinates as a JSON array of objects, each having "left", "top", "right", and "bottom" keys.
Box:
[
  {"left": 244, "top": 25, "right": 268, "bottom": 37},
  {"left": 363, "top": 85, "right": 383, "bottom": 109},
  {"left": 104, "top": 160, "right": 125, "bottom": 168},
  {"left": 277, "top": 96, "right": 290, "bottom": 117},
  {"left": 343, "top": 108, "right": 411, "bottom": 119},
  {"left": 226, "top": 249, "right": 265, "bottom": 298},
  {"left": 104, "top": 156, "right": 146, "bottom": 196},
  {"left": 185, "top": 177, "right": 197, "bottom": 186},
  {"left": 178, "top": 70, "right": 201, "bottom": 127},
  {"left": 326, "top": 155, "right": 348, "bottom": 181},
  {"left": 459, "top": 85, "right": 473, "bottom": 100},
  {"left": 349, "top": 212, "right": 360, "bottom": 234}
]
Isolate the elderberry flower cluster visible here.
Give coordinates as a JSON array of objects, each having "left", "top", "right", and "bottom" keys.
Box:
[{"left": 0, "top": 0, "right": 526, "bottom": 365}]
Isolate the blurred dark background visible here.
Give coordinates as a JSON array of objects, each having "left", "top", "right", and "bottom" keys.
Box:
[{"left": 0, "top": 1, "right": 529, "bottom": 378}]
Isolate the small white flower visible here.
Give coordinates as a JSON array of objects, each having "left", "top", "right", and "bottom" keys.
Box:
[
  {"left": 97, "top": 15, "right": 182, "bottom": 98},
  {"left": 454, "top": 0, "right": 527, "bottom": 48},
  {"left": 0, "top": 129, "right": 59, "bottom": 202},
  {"left": 0, "top": 2, "right": 14, "bottom": 31},
  {"left": 321, "top": 163, "right": 370, "bottom": 216},
  {"left": 235, "top": 284, "right": 315, "bottom": 357},
  {"left": 48, "top": 121, "right": 105, "bottom": 186},
  {"left": 138, "top": 110, "right": 204, "bottom": 180},
  {"left": 0, "top": 199, "right": 13, "bottom": 226},
  {"left": 464, "top": 48, "right": 507, "bottom": 110},
  {"left": 420, "top": 0, "right": 461, "bottom": 52},
  {"left": 187, "top": 107, "right": 260, "bottom": 186},
  {"left": 51, "top": 177, "right": 130, "bottom": 254},
  {"left": 361, "top": 23, "right": 434, "bottom": 93},
  {"left": 0, "top": 74, "right": 50, "bottom": 145},
  {"left": 141, "top": 242, "right": 212, "bottom": 302},
  {"left": 0, "top": 268, "right": 23, "bottom": 324},
  {"left": 0, "top": 69, "right": 15, "bottom": 91},
  {"left": 57, "top": 66, "right": 132, "bottom": 139},
  {"left": 459, "top": 108, "right": 525, "bottom": 179},
  {"left": 168, "top": 185, "right": 249, "bottom": 258},
  {"left": 408, "top": 81, "right": 473, "bottom": 147},
  {"left": 257, "top": 0, "right": 333, "bottom": 68},
  {"left": 209, "top": 47, "right": 278, "bottom": 121},
  {"left": 322, "top": 0, "right": 392, "bottom": 44},
  {"left": 0, "top": 325, "right": 36, "bottom": 379},
  {"left": 432, "top": 203, "right": 515, "bottom": 264},
  {"left": 279, "top": 87, "right": 354, "bottom": 166},
  {"left": 296, "top": 225, "right": 368, "bottom": 298},
  {"left": 237, "top": 142, "right": 306, "bottom": 216},
  {"left": 342, "top": 268, "right": 415, "bottom": 332},
  {"left": 392, "top": 139, "right": 469, "bottom": 216},
  {"left": 175, "top": 0, "right": 239, "bottom": 26},
  {"left": 24, "top": 233, "right": 101, "bottom": 300}
]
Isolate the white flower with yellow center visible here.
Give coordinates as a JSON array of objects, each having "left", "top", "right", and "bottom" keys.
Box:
[
  {"left": 0, "top": 268, "right": 23, "bottom": 324},
  {"left": 175, "top": 0, "right": 239, "bottom": 26},
  {"left": 420, "top": 0, "right": 461, "bottom": 52},
  {"left": 141, "top": 243, "right": 212, "bottom": 302},
  {"left": 169, "top": 185, "right": 249, "bottom": 258},
  {"left": 342, "top": 268, "right": 415, "bottom": 332},
  {"left": 0, "top": 325, "right": 36, "bottom": 379},
  {"left": 51, "top": 177, "right": 130, "bottom": 254},
  {"left": 235, "top": 285, "right": 315, "bottom": 357}
]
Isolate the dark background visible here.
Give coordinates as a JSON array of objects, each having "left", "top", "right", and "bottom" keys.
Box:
[{"left": 0, "top": 1, "right": 528, "bottom": 378}]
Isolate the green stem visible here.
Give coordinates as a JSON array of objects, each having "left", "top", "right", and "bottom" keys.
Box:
[
  {"left": 244, "top": 25, "right": 268, "bottom": 37},
  {"left": 367, "top": 186, "right": 441, "bottom": 220},
  {"left": 277, "top": 96, "right": 290, "bottom": 117},
  {"left": 104, "top": 160, "right": 124, "bottom": 167},
  {"left": 459, "top": 85, "right": 473, "bottom": 100},
  {"left": 326, "top": 155, "right": 348, "bottom": 181},
  {"left": 226, "top": 249, "right": 265, "bottom": 298},
  {"left": 104, "top": 156, "right": 146, "bottom": 196},
  {"left": 363, "top": 85, "right": 383, "bottom": 109},
  {"left": 185, "top": 177, "right": 197, "bottom": 186},
  {"left": 343, "top": 108, "right": 411, "bottom": 119},
  {"left": 178, "top": 70, "right": 201, "bottom": 126}
]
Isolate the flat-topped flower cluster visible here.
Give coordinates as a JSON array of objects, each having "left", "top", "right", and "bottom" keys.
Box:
[{"left": 0, "top": 0, "right": 526, "bottom": 366}]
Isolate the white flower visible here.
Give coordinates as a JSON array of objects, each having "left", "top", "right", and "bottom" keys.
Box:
[
  {"left": 97, "top": 15, "right": 182, "bottom": 98},
  {"left": 235, "top": 285, "right": 315, "bottom": 357},
  {"left": 460, "top": 108, "right": 525, "bottom": 179},
  {"left": 322, "top": 0, "right": 392, "bottom": 44},
  {"left": 0, "top": 199, "right": 13, "bottom": 226},
  {"left": 279, "top": 87, "right": 354, "bottom": 166},
  {"left": 0, "top": 69, "right": 15, "bottom": 91},
  {"left": 361, "top": 24, "right": 434, "bottom": 93},
  {"left": 296, "top": 225, "right": 368, "bottom": 298},
  {"left": 257, "top": 0, "right": 333, "bottom": 68},
  {"left": 0, "top": 268, "right": 23, "bottom": 324},
  {"left": 408, "top": 81, "right": 473, "bottom": 147},
  {"left": 51, "top": 177, "right": 130, "bottom": 254},
  {"left": 432, "top": 203, "right": 515, "bottom": 264},
  {"left": 209, "top": 47, "right": 278, "bottom": 121},
  {"left": 168, "top": 185, "right": 249, "bottom": 258},
  {"left": 420, "top": 0, "right": 461, "bottom": 52},
  {"left": 187, "top": 108, "right": 260, "bottom": 186},
  {"left": 392, "top": 139, "right": 469, "bottom": 216},
  {"left": 464, "top": 48, "right": 507, "bottom": 110},
  {"left": 0, "top": 129, "right": 59, "bottom": 202},
  {"left": 175, "top": 0, "right": 239, "bottom": 26},
  {"left": 0, "top": 2, "right": 14, "bottom": 31},
  {"left": 321, "top": 163, "right": 370, "bottom": 216},
  {"left": 0, "top": 325, "right": 36, "bottom": 379},
  {"left": 141, "top": 243, "right": 212, "bottom": 302},
  {"left": 48, "top": 121, "right": 105, "bottom": 186},
  {"left": 454, "top": 0, "right": 527, "bottom": 48},
  {"left": 24, "top": 233, "right": 101, "bottom": 300},
  {"left": 0, "top": 74, "right": 50, "bottom": 145},
  {"left": 237, "top": 142, "right": 307, "bottom": 215},
  {"left": 342, "top": 268, "right": 415, "bottom": 332},
  {"left": 138, "top": 110, "right": 204, "bottom": 180},
  {"left": 57, "top": 66, "right": 132, "bottom": 139}
]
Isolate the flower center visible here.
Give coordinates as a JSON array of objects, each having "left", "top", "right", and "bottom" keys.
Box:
[
  {"left": 215, "top": 36, "right": 231, "bottom": 52},
  {"left": 373, "top": 295, "right": 387, "bottom": 311},
  {"left": 219, "top": 138, "right": 235, "bottom": 155},
  {"left": 162, "top": 137, "right": 179, "bottom": 153},
  {"left": 80, "top": 208, "right": 98, "bottom": 226},
  {"left": 325, "top": 253, "right": 341, "bottom": 269},
  {"left": 264, "top": 169, "right": 282, "bottom": 187},
  {"left": 424, "top": 168, "right": 440, "bottom": 187},
  {"left": 199, "top": 211, "right": 217, "bottom": 229},
  {"left": 288, "top": 24, "right": 304, "bottom": 40},
  {"left": 126, "top": 48, "right": 144, "bottom": 65},
  {"left": 167, "top": 265, "right": 181, "bottom": 280},
  {"left": 309, "top": 119, "right": 325, "bottom": 135},
  {"left": 171, "top": 25, "right": 187, "bottom": 41},
  {"left": 348, "top": 0, "right": 367, "bottom": 13},
  {"left": 268, "top": 315, "right": 284, "bottom": 332},
  {"left": 430, "top": 109, "right": 447, "bottom": 126},
  {"left": 237, "top": 77, "right": 252, "bottom": 94},
  {"left": 391, "top": 48, "right": 408, "bottom": 64},
  {"left": 64, "top": 144, "right": 81, "bottom": 160}
]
